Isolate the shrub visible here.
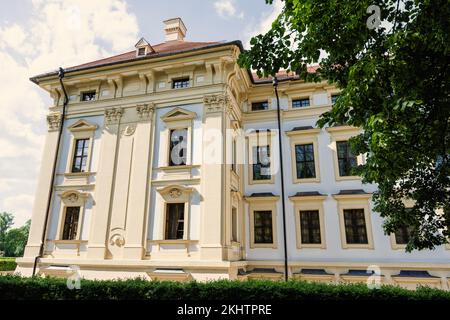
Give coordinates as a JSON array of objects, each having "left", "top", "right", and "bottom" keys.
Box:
[
  {"left": 0, "top": 258, "right": 16, "bottom": 271},
  {"left": 0, "top": 275, "right": 449, "bottom": 300}
]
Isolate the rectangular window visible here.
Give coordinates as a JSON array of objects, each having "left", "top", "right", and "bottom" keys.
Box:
[
  {"left": 169, "top": 129, "right": 187, "bottom": 166},
  {"left": 138, "top": 47, "right": 146, "bottom": 56},
  {"left": 300, "top": 210, "right": 321, "bottom": 244},
  {"left": 231, "top": 207, "right": 238, "bottom": 242},
  {"left": 251, "top": 101, "right": 269, "bottom": 111},
  {"left": 292, "top": 98, "right": 310, "bottom": 108},
  {"left": 81, "top": 91, "right": 96, "bottom": 101},
  {"left": 232, "top": 138, "right": 237, "bottom": 172},
  {"left": 336, "top": 140, "right": 357, "bottom": 176},
  {"left": 295, "top": 143, "right": 316, "bottom": 179},
  {"left": 343, "top": 209, "right": 368, "bottom": 244},
  {"left": 165, "top": 203, "right": 185, "bottom": 240},
  {"left": 395, "top": 225, "right": 413, "bottom": 245},
  {"left": 172, "top": 78, "right": 190, "bottom": 89},
  {"left": 254, "top": 210, "right": 273, "bottom": 244},
  {"left": 331, "top": 94, "right": 339, "bottom": 104},
  {"left": 252, "top": 145, "right": 271, "bottom": 180},
  {"left": 72, "top": 138, "right": 90, "bottom": 173},
  {"left": 62, "top": 207, "right": 80, "bottom": 240}
]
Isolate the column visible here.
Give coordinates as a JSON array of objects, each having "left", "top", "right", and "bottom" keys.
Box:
[
  {"left": 87, "top": 107, "right": 123, "bottom": 259},
  {"left": 23, "top": 112, "right": 62, "bottom": 258},
  {"left": 200, "top": 94, "right": 227, "bottom": 260},
  {"left": 123, "top": 104, "right": 154, "bottom": 259}
]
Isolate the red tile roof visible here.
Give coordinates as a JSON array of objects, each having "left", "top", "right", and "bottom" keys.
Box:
[
  {"left": 66, "top": 40, "right": 221, "bottom": 71},
  {"left": 30, "top": 39, "right": 319, "bottom": 84}
]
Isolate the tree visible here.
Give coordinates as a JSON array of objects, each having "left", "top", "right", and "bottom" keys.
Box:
[
  {"left": 0, "top": 212, "right": 14, "bottom": 254},
  {"left": 238, "top": 0, "right": 450, "bottom": 251},
  {"left": 4, "top": 220, "right": 30, "bottom": 257}
]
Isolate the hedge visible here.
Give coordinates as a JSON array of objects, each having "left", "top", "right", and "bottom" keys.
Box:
[
  {"left": 0, "top": 258, "right": 16, "bottom": 271},
  {"left": 0, "top": 275, "right": 449, "bottom": 300}
]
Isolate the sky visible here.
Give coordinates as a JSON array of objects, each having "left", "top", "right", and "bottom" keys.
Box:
[{"left": 0, "top": 0, "right": 283, "bottom": 227}]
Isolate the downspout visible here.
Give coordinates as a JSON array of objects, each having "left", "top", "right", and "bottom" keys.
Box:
[
  {"left": 32, "top": 67, "right": 69, "bottom": 276},
  {"left": 273, "top": 77, "right": 289, "bottom": 281}
]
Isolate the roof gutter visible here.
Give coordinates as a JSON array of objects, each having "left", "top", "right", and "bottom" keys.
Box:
[{"left": 32, "top": 67, "right": 69, "bottom": 277}]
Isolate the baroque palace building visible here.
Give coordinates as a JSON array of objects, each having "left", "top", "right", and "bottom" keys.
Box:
[{"left": 17, "top": 18, "right": 450, "bottom": 289}]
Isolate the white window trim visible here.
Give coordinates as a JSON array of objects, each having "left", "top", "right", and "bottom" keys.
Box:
[
  {"left": 161, "top": 107, "right": 196, "bottom": 168},
  {"left": 289, "top": 194, "right": 327, "bottom": 249},
  {"left": 245, "top": 195, "right": 279, "bottom": 249},
  {"left": 326, "top": 126, "right": 363, "bottom": 181},
  {"left": 286, "top": 128, "right": 321, "bottom": 183},
  {"left": 247, "top": 130, "right": 276, "bottom": 185},
  {"left": 333, "top": 193, "right": 374, "bottom": 249},
  {"left": 65, "top": 119, "right": 97, "bottom": 176},
  {"left": 56, "top": 190, "right": 89, "bottom": 241},
  {"left": 157, "top": 185, "right": 194, "bottom": 241}
]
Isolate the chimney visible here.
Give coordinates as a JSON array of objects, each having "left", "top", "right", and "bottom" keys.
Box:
[{"left": 163, "top": 18, "right": 187, "bottom": 42}]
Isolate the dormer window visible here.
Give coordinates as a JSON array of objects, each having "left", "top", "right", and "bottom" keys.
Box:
[
  {"left": 134, "top": 37, "right": 154, "bottom": 58},
  {"left": 81, "top": 91, "right": 96, "bottom": 102},
  {"left": 138, "top": 47, "right": 146, "bottom": 56}
]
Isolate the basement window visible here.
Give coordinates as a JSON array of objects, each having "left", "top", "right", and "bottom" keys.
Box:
[
  {"left": 172, "top": 78, "right": 190, "bottom": 89},
  {"left": 81, "top": 91, "right": 96, "bottom": 102}
]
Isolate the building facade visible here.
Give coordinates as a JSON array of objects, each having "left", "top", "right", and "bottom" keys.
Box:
[{"left": 16, "top": 18, "right": 450, "bottom": 289}]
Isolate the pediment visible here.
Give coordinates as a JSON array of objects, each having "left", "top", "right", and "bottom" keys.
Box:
[
  {"left": 68, "top": 119, "right": 98, "bottom": 132},
  {"left": 161, "top": 107, "right": 196, "bottom": 122}
]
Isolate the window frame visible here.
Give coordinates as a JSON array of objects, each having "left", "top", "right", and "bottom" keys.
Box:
[
  {"left": 160, "top": 107, "right": 196, "bottom": 168},
  {"left": 71, "top": 138, "right": 90, "bottom": 173},
  {"left": 390, "top": 201, "right": 416, "bottom": 250},
  {"left": 66, "top": 119, "right": 97, "bottom": 176},
  {"left": 157, "top": 185, "right": 193, "bottom": 241},
  {"left": 164, "top": 202, "right": 186, "bottom": 240},
  {"left": 292, "top": 97, "right": 311, "bottom": 108},
  {"left": 251, "top": 101, "right": 269, "bottom": 111},
  {"left": 286, "top": 128, "right": 321, "bottom": 183},
  {"left": 247, "top": 131, "right": 275, "bottom": 185},
  {"left": 326, "top": 126, "right": 364, "bottom": 181},
  {"left": 246, "top": 195, "right": 279, "bottom": 249},
  {"left": 56, "top": 190, "right": 88, "bottom": 242},
  {"left": 80, "top": 91, "right": 96, "bottom": 102},
  {"left": 336, "top": 140, "right": 358, "bottom": 177},
  {"left": 333, "top": 193, "right": 374, "bottom": 249},
  {"left": 172, "top": 77, "right": 190, "bottom": 89},
  {"left": 289, "top": 194, "right": 326, "bottom": 249}
]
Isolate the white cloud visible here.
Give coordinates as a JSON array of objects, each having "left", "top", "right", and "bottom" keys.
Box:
[
  {"left": 243, "top": 0, "right": 283, "bottom": 48},
  {"left": 0, "top": 0, "right": 139, "bottom": 227},
  {"left": 214, "top": 0, "right": 244, "bottom": 19}
]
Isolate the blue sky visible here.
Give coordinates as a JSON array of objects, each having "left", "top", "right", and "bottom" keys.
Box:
[{"left": 0, "top": 0, "right": 282, "bottom": 226}]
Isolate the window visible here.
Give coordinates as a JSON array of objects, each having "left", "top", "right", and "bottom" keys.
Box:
[
  {"left": 295, "top": 144, "right": 316, "bottom": 179},
  {"left": 254, "top": 210, "right": 273, "bottom": 244},
  {"left": 165, "top": 203, "right": 185, "bottom": 240},
  {"left": 232, "top": 138, "right": 237, "bottom": 172},
  {"left": 343, "top": 209, "right": 368, "bottom": 244},
  {"left": 394, "top": 225, "right": 413, "bottom": 245},
  {"left": 292, "top": 98, "right": 310, "bottom": 108},
  {"left": 300, "top": 210, "right": 321, "bottom": 244},
  {"left": 169, "top": 129, "right": 187, "bottom": 166},
  {"left": 81, "top": 91, "right": 96, "bottom": 102},
  {"left": 252, "top": 145, "right": 271, "bottom": 180},
  {"left": 71, "top": 138, "right": 89, "bottom": 173},
  {"left": 137, "top": 47, "right": 146, "bottom": 56},
  {"left": 231, "top": 207, "right": 238, "bottom": 242},
  {"left": 251, "top": 101, "right": 269, "bottom": 111},
  {"left": 331, "top": 94, "right": 339, "bottom": 104},
  {"left": 172, "top": 78, "right": 190, "bottom": 89},
  {"left": 336, "top": 141, "right": 357, "bottom": 176},
  {"left": 62, "top": 207, "right": 80, "bottom": 240}
]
